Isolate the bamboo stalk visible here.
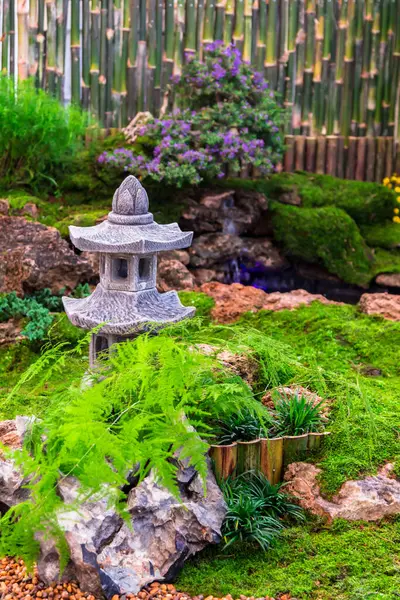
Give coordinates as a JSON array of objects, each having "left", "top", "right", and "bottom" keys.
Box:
[
  {"left": 9, "top": 0, "right": 15, "bottom": 76},
  {"left": 45, "top": 0, "right": 56, "bottom": 94},
  {"left": 283, "top": 434, "right": 308, "bottom": 469},
  {"left": 27, "top": 0, "right": 38, "bottom": 78},
  {"left": 120, "top": 0, "right": 130, "bottom": 124},
  {"left": 311, "top": 0, "right": 323, "bottom": 134},
  {"left": 37, "top": 0, "right": 45, "bottom": 87},
  {"left": 242, "top": 0, "right": 252, "bottom": 62},
  {"left": 127, "top": 0, "right": 139, "bottom": 121},
  {"left": 302, "top": 0, "right": 315, "bottom": 135},
  {"left": 232, "top": 0, "right": 244, "bottom": 52},
  {"left": 351, "top": 0, "right": 364, "bottom": 134},
  {"left": 111, "top": 0, "right": 123, "bottom": 124},
  {"left": 185, "top": 0, "right": 197, "bottom": 54},
  {"left": 255, "top": 0, "right": 267, "bottom": 72},
  {"left": 1, "top": 0, "right": 10, "bottom": 75},
  {"left": 71, "top": 0, "right": 81, "bottom": 104},
  {"left": 90, "top": 0, "right": 101, "bottom": 120},
  {"left": 284, "top": 135, "right": 295, "bottom": 171},
  {"left": 293, "top": 0, "right": 305, "bottom": 134},
  {"left": 82, "top": 0, "right": 90, "bottom": 109},
  {"left": 209, "top": 444, "right": 238, "bottom": 479},
  {"left": 174, "top": 0, "right": 186, "bottom": 74},
  {"left": 105, "top": 0, "right": 114, "bottom": 125},
  {"left": 321, "top": 0, "right": 334, "bottom": 135},
  {"left": 153, "top": 0, "right": 163, "bottom": 112},
  {"left": 359, "top": 0, "right": 374, "bottom": 137},
  {"left": 55, "top": 0, "right": 68, "bottom": 101},
  {"left": 265, "top": 0, "right": 278, "bottom": 86},
  {"left": 17, "top": 0, "right": 29, "bottom": 79},
  {"left": 237, "top": 440, "right": 261, "bottom": 474},
  {"left": 223, "top": 0, "right": 234, "bottom": 44},
  {"left": 99, "top": 0, "right": 108, "bottom": 125},
  {"left": 214, "top": 0, "right": 225, "bottom": 41}
]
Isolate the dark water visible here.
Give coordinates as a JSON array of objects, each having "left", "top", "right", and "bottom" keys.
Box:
[{"left": 224, "top": 260, "right": 399, "bottom": 304}]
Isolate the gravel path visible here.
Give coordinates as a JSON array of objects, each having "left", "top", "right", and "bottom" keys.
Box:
[{"left": 0, "top": 558, "right": 279, "bottom": 600}]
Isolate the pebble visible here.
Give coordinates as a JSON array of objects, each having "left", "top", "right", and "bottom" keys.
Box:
[{"left": 0, "top": 558, "right": 280, "bottom": 600}]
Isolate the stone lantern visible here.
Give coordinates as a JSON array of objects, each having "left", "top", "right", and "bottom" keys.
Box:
[{"left": 63, "top": 176, "right": 195, "bottom": 366}]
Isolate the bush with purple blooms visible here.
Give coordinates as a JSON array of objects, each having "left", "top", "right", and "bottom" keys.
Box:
[{"left": 98, "top": 42, "right": 285, "bottom": 188}]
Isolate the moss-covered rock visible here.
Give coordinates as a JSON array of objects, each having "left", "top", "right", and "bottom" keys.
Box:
[
  {"left": 361, "top": 222, "right": 400, "bottom": 249},
  {"left": 261, "top": 172, "right": 397, "bottom": 225},
  {"left": 270, "top": 201, "right": 373, "bottom": 286}
]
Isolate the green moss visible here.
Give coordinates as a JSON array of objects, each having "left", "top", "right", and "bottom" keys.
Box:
[
  {"left": 178, "top": 291, "right": 215, "bottom": 318},
  {"left": 371, "top": 248, "right": 400, "bottom": 277},
  {"left": 361, "top": 222, "right": 400, "bottom": 249},
  {"left": 270, "top": 201, "right": 373, "bottom": 286},
  {"left": 177, "top": 519, "right": 400, "bottom": 599},
  {"left": 257, "top": 172, "right": 396, "bottom": 226}
]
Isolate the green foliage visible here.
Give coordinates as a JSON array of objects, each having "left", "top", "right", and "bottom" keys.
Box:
[
  {"left": 178, "top": 291, "right": 215, "bottom": 318},
  {"left": 215, "top": 407, "right": 271, "bottom": 444},
  {"left": 271, "top": 392, "right": 324, "bottom": 437},
  {"left": 177, "top": 519, "right": 400, "bottom": 599},
  {"left": 0, "top": 76, "right": 87, "bottom": 192},
  {"left": 220, "top": 472, "right": 303, "bottom": 550},
  {"left": 0, "top": 292, "right": 54, "bottom": 342},
  {"left": 0, "top": 326, "right": 264, "bottom": 568},
  {"left": 262, "top": 172, "right": 396, "bottom": 226},
  {"left": 270, "top": 201, "right": 373, "bottom": 286}
]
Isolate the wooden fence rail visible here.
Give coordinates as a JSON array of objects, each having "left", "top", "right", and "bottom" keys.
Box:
[
  {"left": 1, "top": 0, "right": 400, "bottom": 135},
  {"left": 284, "top": 135, "right": 400, "bottom": 181}
]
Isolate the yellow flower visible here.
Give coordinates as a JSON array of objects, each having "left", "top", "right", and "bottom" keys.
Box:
[
  {"left": 397, "top": 197, "right": 400, "bottom": 203},
  {"left": 395, "top": 187, "right": 400, "bottom": 193},
  {"left": 393, "top": 216, "right": 400, "bottom": 223},
  {"left": 383, "top": 177, "right": 390, "bottom": 185},
  {"left": 394, "top": 208, "right": 399, "bottom": 214}
]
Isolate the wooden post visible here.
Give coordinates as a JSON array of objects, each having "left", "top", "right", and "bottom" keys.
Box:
[
  {"left": 283, "top": 433, "right": 309, "bottom": 469},
  {"left": 284, "top": 135, "right": 295, "bottom": 172},
  {"left": 385, "top": 138, "right": 394, "bottom": 178},
  {"left": 336, "top": 136, "right": 345, "bottom": 179},
  {"left": 346, "top": 137, "right": 358, "bottom": 180},
  {"left": 315, "top": 136, "right": 327, "bottom": 174},
  {"left": 305, "top": 136, "right": 317, "bottom": 172},
  {"left": 375, "top": 137, "right": 386, "bottom": 183},
  {"left": 326, "top": 136, "right": 338, "bottom": 176},
  {"left": 294, "top": 136, "right": 306, "bottom": 171},
  {"left": 237, "top": 439, "right": 261, "bottom": 475},
  {"left": 366, "top": 137, "right": 376, "bottom": 182},
  {"left": 308, "top": 431, "right": 331, "bottom": 450},
  {"left": 209, "top": 443, "right": 238, "bottom": 480},
  {"left": 260, "top": 437, "right": 283, "bottom": 484},
  {"left": 355, "top": 137, "right": 367, "bottom": 180}
]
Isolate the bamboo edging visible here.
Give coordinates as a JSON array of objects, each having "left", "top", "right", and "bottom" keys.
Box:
[{"left": 209, "top": 431, "right": 331, "bottom": 484}]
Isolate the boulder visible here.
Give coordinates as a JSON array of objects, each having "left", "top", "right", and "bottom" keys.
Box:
[
  {"left": 200, "top": 282, "right": 339, "bottom": 324},
  {"left": 180, "top": 189, "right": 269, "bottom": 236},
  {"left": 0, "top": 216, "right": 95, "bottom": 295},
  {"left": 0, "top": 318, "right": 24, "bottom": 346},
  {"left": 359, "top": 292, "right": 400, "bottom": 321},
  {"left": 284, "top": 462, "right": 400, "bottom": 522},
  {"left": 0, "top": 417, "right": 35, "bottom": 509},
  {"left": 189, "top": 234, "right": 286, "bottom": 272},
  {"left": 375, "top": 273, "right": 400, "bottom": 288},
  {"left": 157, "top": 256, "right": 195, "bottom": 292},
  {"left": 37, "top": 461, "right": 226, "bottom": 598}
]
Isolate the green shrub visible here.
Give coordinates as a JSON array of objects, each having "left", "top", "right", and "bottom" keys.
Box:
[
  {"left": 0, "top": 293, "right": 53, "bottom": 342},
  {"left": 271, "top": 392, "right": 324, "bottom": 437},
  {"left": 98, "top": 43, "right": 284, "bottom": 188},
  {"left": 270, "top": 202, "right": 373, "bottom": 286},
  {"left": 262, "top": 172, "right": 396, "bottom": 226},
  {"left": 0, "top": 76, "right": 87, "bottom": 192},
  {"left": 221, "top": 472, "right": 303, "bottom": 550}
]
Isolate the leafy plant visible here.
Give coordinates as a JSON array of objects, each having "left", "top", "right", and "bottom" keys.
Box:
[
  {"left": 0, "top": 326, "right": 265, "bottom": 569},
  {"left": 0, "top": 292, "right": 54, "bottom": 342},
  {"left": 0, "top": 76, "right": 87, "bottom": 192},
  {"left": 271, "top": 392, "right": 324, "bottom": 437},
  {"left": 215, "top": 407, "right": 271, "bottom": 444},
  {"left": 220, "top": 471, "right": 303, "bottom": 550},
  {"left": 98, "top": 43, "right": 284, "bottom": 187}
]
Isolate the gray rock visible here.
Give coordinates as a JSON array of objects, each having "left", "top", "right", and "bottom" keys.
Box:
[{"left": 37, "top": 460, "right": 226, "bottom": 598}]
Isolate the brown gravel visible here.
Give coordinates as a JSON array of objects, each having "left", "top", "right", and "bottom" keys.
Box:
[{"left": 0, "top": 559, "right": 282, "bottom": 600}]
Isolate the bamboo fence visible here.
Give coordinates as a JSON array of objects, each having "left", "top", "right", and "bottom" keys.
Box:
[
  {"left": 1, "top": 0, "right": 400, "bottom": 137},
  {"left": 209, "top": 431, "right": 330, "bottom": 484}
]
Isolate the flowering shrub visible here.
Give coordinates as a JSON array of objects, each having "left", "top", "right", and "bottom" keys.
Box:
[
  {"left": 383, "top": 175, "right": 400, "bottom": 223},
  {"left": 98, "top": 43, "right": 284, "bottom": 187}
]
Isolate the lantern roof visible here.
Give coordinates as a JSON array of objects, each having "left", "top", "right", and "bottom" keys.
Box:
[
  {"left": 69, "top": 175, "right": 193, "bottom": 254},
  {"left": 63, "top": 287, "right": 195, "bottom": 334}
]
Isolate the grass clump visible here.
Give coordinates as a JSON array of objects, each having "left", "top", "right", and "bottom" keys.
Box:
[
  {"left": 0, "top": 76, "right": 87, "bottom": 193},
  {"left": 270, "top": 202, "right": 373, "bottom": 286},
  {"left": 221, "top": 472, "right": 303, "bottom": 551},
  {"left": 271, "top": 392, "right": 324, "bottom": 437}
]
